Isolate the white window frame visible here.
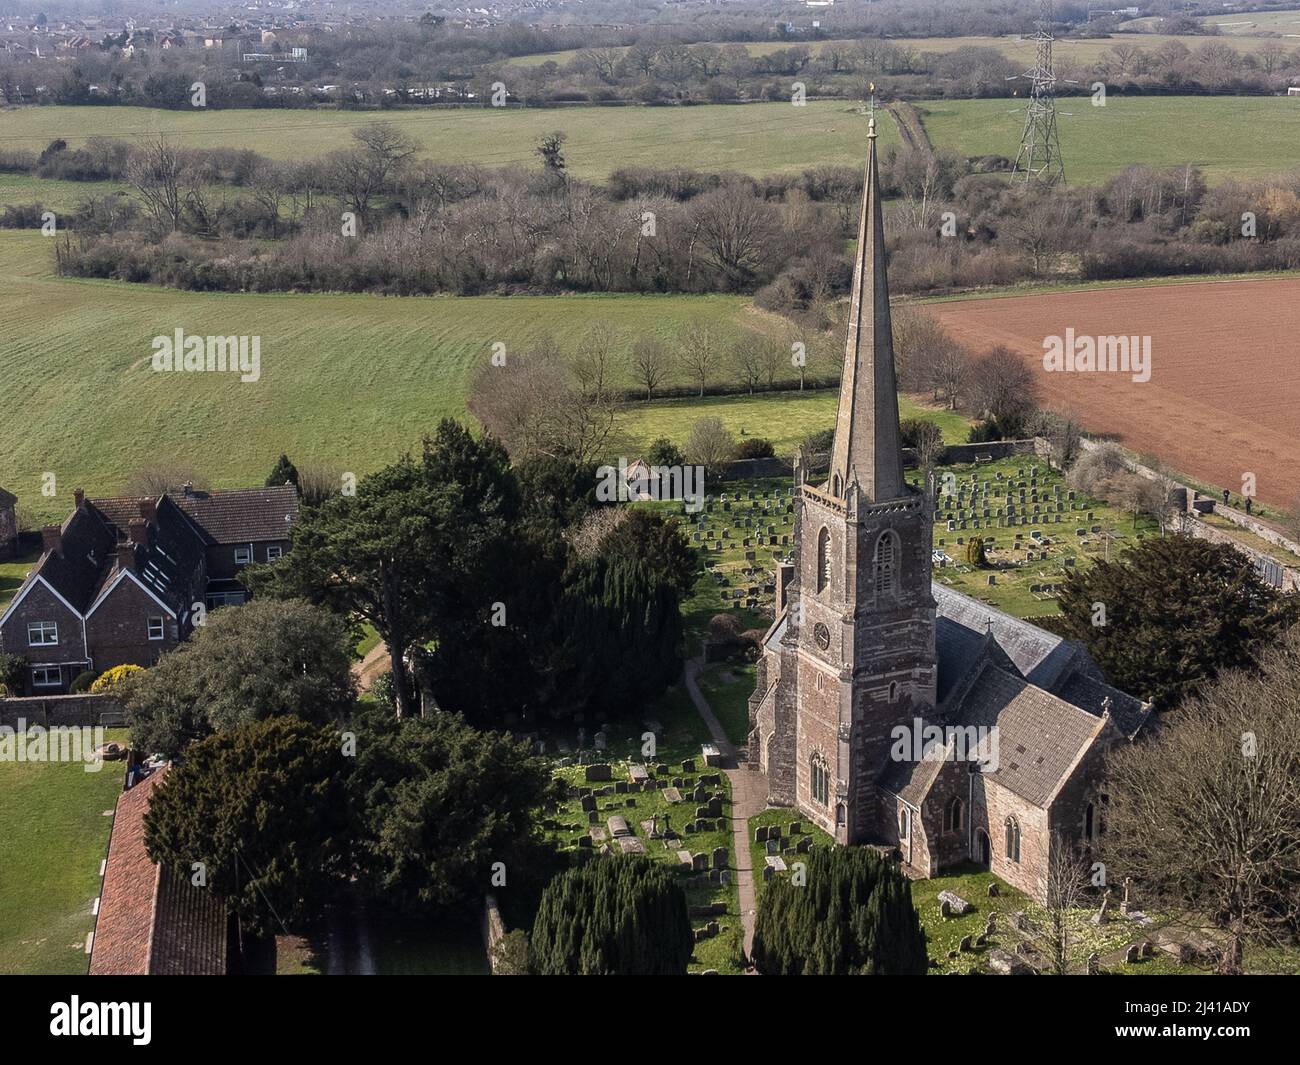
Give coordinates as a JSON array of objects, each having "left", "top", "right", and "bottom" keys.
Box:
[
  {"left": 266, "top": 545, "right": 282, "bottom": 561},
  {"left": 147, "top": 616, "right": 166, "bottom": 641},
  {"left": 234, "top": 545, "right": 253, "bottom": 566},
  {"left": 31, "top": 666, "right": 62, "bottom": 688},
  {"left": 27, "top": 621, "right": 58, "bottom": 647}
]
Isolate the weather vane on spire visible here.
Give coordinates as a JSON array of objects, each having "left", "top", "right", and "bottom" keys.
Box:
[{"left": 867, "top": 82, "right": 877, "bottom": 138}]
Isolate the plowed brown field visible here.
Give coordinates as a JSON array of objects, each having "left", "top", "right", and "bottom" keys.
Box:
[{"left": 931, "top": 278, "right": 1300, "bottom": 507}]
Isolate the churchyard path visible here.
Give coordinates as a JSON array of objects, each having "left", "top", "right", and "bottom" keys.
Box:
[{"left": 683, "top": 657, "right": 768, "bottom": 968}]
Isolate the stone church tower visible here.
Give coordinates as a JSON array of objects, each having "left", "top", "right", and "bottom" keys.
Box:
[{"left": 753, "top": 114, "right": 937, "bottom": 845}]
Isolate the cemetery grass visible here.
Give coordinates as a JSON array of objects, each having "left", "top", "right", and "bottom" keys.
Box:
[
  {"left": 921, "top": 455, "right": 1162, "bottom": 619},
  {"left": 548, "top": 760, "right": 744, "bottom": 974},
  {"left": 746, "top": 808, "right": 834, "bottom": 906},
  {"left": 0, "top": 730, "right": 128, "bottom": 975}
]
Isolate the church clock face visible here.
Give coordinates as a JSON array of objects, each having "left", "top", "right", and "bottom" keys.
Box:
[{"left": 813, "top": 623, "right": 831, "bottom": 650}]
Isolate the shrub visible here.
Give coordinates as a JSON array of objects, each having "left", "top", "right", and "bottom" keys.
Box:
[
  {"left": 734, "top": 437, "right": 775, "bottom": 460},
  {"left": 90, "top": 663, "right": 144, "bottom": 694},
  {"left": 69, "top": 670, "right": 99, "bottom": 694},
  {"left": 644, "top": 437, "right": 686, "bottom": 467},
  {"left": 0, "top": 651, "right": 27, "bottom": 695}
]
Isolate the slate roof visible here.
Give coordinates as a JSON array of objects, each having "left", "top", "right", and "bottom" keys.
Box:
[
  {"left": 89, "top": 769, "right": 227, "bottom": 976},
  {"left": 3, "top": 485, "right": 297, "bottom": 624},
  {"left": 947, "top": 660, "right": 1107, "bottom": 807},
  {"left": 933, "top": 583, "right": 1082, "bottom": 702},
  {"left": 173, "top": 485, "right": 298, "bottom": 544},
  {"left": 0, "top": 486, "right": 16, "bottom": 508}
]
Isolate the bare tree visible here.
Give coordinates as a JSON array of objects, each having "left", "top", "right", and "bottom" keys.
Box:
[
  {"left": 679, "top": 320, "right": 718, "bottom": 397},
  {"left": 630, "top": 335, "right": 672, "bottom": 401},
  {"left": 570, "top": 322, "right": 619, "bottom": 402},
  {"left": 1008, "top": 834, "right": 1092, "bottom": 975},
  {"left": 967, "top": 345, "right": 1040, "bottom": 431},
  {"left": 689, "top": 187, "right": 778, "bottom": 287},
  {"left": 468, "top": 340, "right": 618, "bottom": 464},
  {"left": 731, "top": 333, "right": 763, "bottom": 395},
  {"left": 329, "top": 122, "right": 418, "bottom": 225},
  {"left": 1103, "top": 627, "right": 1300, "bottom": 974},
  {"left": 126, "top": 134, "right": 186, "bottom": 233},
  {"left": 685, "top": 416, "right": 736, "bottom": 475}
]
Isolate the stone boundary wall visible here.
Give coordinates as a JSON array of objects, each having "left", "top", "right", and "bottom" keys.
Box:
[
  {"left": 481, "top": 893, "right": 507, "bottom": 974},
  {"left": 0, "top": 694, "right": 125, "bottom": 729},
  {"left": 1074, "top": 437, "right": 1300, "bottom": 590}
]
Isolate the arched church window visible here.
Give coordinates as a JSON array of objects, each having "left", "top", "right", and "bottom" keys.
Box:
[
  {"left": 1004, "top": 816, "right": 1021, "bottom": 863},
  {"left": 875, "top": 531, "right": 898, "bottom": 597},
  {"left": 817, "top": 527, "right": 831, "bottom": 593},
  {"left": 810, "top": 754, "right": 828, "bottom": 805},
  {"left": 945, "top": 797, "right": 964, "bottom": 833},
  {"left": 899, "top": 806, "right": 910, "bottom": 839},
  {"left": 888, "top": 681, "right": 898, "bottom": 703},
  {"left": 1084, "top": 802, "right": 1095, "bottom": 842},
  {"left": 832, "top": 473, "right": 843, "bottom": 497}
]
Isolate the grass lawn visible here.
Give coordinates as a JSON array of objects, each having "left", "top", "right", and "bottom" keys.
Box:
[
  {"left": 0, "top": 729, "right": 128, "bottom": 975},
  {"left": 548, "top": 757, "right": 744, "bottom": 974},
  {"left": 618, "top": 390, "right": 971, "bottom": 461},
  {"left": 0, "top": 546, "right": 39, "bottom": 612},
  {"left": 695, "top": 662, "right": 756, "bottom": 747}
]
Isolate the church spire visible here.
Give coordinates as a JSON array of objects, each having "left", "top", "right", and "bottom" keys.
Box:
[{"left": 827, "top": 107, "right": 906, "bottom": 503}]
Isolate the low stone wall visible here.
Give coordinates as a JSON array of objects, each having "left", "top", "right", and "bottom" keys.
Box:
[
  {"left": 1185, "top": 517, "right": 1300, "bottom": 592},
  {"left": 0, "top": 693, "right": 125, "bottom": 729}
]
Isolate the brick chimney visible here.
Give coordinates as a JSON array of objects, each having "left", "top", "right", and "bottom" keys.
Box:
[
  {"left": 181, "top": 481, "right": 195, "bottom": 499},
  {"left": 138, "top": 498, "right": 157, "bottom": 522},
  {"left": 73, "top": 488, "right": 85, "bottom": 509},
  {"left": 128, "top": 518, "right": 148, "bottom": 546},
  {"left": 117, "top": 541, "right": 137, "bottom": 573},
  {"left": 42, "top": 524, "right": 63, "bottom": 556}
]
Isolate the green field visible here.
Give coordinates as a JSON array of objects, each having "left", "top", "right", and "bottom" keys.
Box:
[
  {"left": 6, "top": 96, "right": 1294, "bottom": 191},
  {"left": 0, "top": 100, "right": 900, "bottom": 181},
  {"left": 0, "top": 731, "right": 128, "bottom": 975},
  {"left": 620, "top": 390, "right": 971, "bottom": 461},
  {"left": 0, "top": 547, "right": 39, "bottom": 612},
  {"left": 920, "top": 95, "right": 1300, "bottom": 185},
  {"left": 0, "top": 231, "right": 765, "bottom": 522}
]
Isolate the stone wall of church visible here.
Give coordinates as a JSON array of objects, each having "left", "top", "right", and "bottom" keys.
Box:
[
  {"left": 794, "top": 653, "right": 842, "bottom": 837},
  {"left": 970, "top": 776, "right": 1051, "bottom": 900},
  {"left": 920, "top": 762, "right": 974, "bottom": 872}
]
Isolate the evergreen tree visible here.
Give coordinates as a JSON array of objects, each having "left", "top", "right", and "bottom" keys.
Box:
[
  {"left": 529, "top": 858, "right": 692, "bottom": 975},
  {"left": 751, "top": 847, "right": 928, "bottom": 975},
  {"left": 1054, "top": 535, "right": 1300, "bottom": 709},
  {"left": 266, "top": 453, "right": 299, "bottom": 489}
]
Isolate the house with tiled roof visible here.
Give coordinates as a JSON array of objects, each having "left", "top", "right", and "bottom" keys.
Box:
[
  {"left": 0, "top": 485, "right": 16, "bottom": 561},
  {"left": 748, "top": 115, "right": 1149, "bottom": 904},
  {"left": 0, "top": 484, "right": 296, "bottom": 694},
  {"left": 89, "top": 768, "right": 229, "bottom": 975}
]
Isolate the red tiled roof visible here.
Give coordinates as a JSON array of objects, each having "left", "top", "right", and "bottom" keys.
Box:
[{"left": 89, "top": 768, "right": 227, "bottom": 976}]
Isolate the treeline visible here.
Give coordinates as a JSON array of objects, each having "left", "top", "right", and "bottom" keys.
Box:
[
  {"left": 35, "top": 123, "right": 1300, "bottom": 304},
  {"left": 5, "top": 0, "right": 1283, "bottom": 111}
]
